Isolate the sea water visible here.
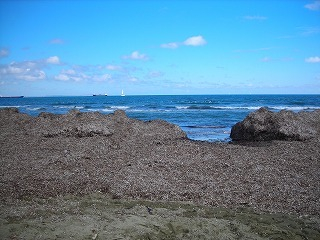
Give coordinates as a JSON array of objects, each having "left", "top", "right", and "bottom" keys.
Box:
[{"left": 1, "top": 95, "right": 319, "bottom": 142}]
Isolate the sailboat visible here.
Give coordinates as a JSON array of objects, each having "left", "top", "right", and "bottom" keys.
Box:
[{"left": 121, "top": 90, "right": 125, "bottom": 97}]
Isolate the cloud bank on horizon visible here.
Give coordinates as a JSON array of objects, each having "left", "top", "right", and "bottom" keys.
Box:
[{"left": 0, "top": 0, "right": 319, "bottom": 96}]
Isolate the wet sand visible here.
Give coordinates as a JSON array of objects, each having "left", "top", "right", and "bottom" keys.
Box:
[
  {"left": 1, "top": 108, "right": 319, "bottom": 239},
  {"left": 1, "top": 193, "right": 319, "bottom": 239}
]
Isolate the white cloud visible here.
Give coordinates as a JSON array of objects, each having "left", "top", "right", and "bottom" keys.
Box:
[
  {"left": 0, "top": 61, "right": 47, "bottom": 81},
  {"left": 0, "top": 56, "right": 61, "bottom": 81},
  {"left": 161, "top": 35, "right": 207, "bottom": 49},
  {"left": 305, "top": 56, "right": 320, "bottom": 63},
  {"left": 123, "top": 51, "right": 149, "bottom": 60},
  {"left": 0, "top": 57, "right": 116, "bottom": 84},
  {"left": 2, "top": 64, "right": 24, "bottom": 74},
  {"left": 55, "top": 68, "right": 79, "bottom": 81},
  {"left": 92, "top": 74, "right": 112, "bottom": 82},
  {"left": 243, "top": 15, "right": 267, "bottom": 20},
  {"left": 0, "top": 48, "right": 9, "bottom": 58},
  {"left": 19, "top": 70, "right": 46, "bottom": 81},
  {"left": 160, "top": 42, "right": 179, "bottom": 49},
  {"left": 54, "top": 74, "right": 70, "bottom": 81},
  {"left": 128, "top": 76, "right": 138, "bottom": 82},
  {"left": 305, "top": 1, "right": 320, "bottom": 11},
  {"left": 183, "top": 35, "right": 207, "bottom": 46},
  {"left": 54, "top": 68, "right": 86, "bottom": 82},
  {"left": 54, "top": 67, "right": 113, "bottom": 82},
  {"left": 46, "top": 56, "right": 60, "bottom": 64}
]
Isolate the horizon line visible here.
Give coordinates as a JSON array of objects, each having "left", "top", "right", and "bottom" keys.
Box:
[{"left": 9, "top": 93, "right": 320, "bottom": 98}]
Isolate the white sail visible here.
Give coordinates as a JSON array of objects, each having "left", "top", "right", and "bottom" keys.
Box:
[{"left": 121, "top": 90, "right": 125, "bottom": 96}]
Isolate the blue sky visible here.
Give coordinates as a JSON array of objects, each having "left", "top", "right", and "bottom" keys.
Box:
[{"left": 0, "top": 0, "right": 319, "bottom": 96}]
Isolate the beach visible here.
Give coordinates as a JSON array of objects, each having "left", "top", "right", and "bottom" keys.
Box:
[{"left": 1, "top": 108, "right": 319, "bottom": 239}]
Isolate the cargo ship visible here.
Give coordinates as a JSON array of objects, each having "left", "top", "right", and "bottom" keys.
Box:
[
  {"left": 92, "top": 94, "right": 107, "bottom": 96},
  {"left": 0, "top": 96, "right": 24, "bottom": 98}
]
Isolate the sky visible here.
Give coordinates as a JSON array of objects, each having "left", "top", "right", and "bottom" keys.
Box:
[{"left": 0, "top": 0, "right": 320, "bottom": 96}]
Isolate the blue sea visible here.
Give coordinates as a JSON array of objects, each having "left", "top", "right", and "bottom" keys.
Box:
[{"left": 1, "top": 95, "right": 319, "bottom": 142}]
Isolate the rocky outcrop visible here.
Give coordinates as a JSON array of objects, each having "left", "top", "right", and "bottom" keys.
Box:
[
  {"left": 35, "top": 110, "right": 114, "bottom": 138},
  {"left": 0, "top": 108, "right": 187, "bottom": 143},
  {"left": 230, "top": 107, "right": 320, "bottom": 141}
]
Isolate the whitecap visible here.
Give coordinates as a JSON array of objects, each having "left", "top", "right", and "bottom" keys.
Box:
[
  {"left": 175, "top": 106, "right": 189, "bottom": 109},
  {"left": 270, "top": 106, "right": 320, "bottom": 111},
  {"left": 0, "top": 105, "right": 22, "bottom": 108},
  {"left": 110, "top": 106, "right": 130, "bottom": 110},
  {"left": 26, "top": 107, "right": 46, "bottom": 111}
]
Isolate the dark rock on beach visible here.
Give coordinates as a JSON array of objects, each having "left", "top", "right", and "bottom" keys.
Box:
[
  {"left": 0, "top": 107, "right": 187, "bottom": 142},
  {"left": 230, "top": 107, "right": 320, "bottom": 141}
]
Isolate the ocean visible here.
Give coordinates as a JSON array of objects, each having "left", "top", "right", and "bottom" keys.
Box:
[{"left": 1, "top": 95, "right": 319, "bottom": 142}]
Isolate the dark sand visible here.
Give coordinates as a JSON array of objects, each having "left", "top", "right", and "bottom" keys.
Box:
[{"left": 1, "top": 108, "right": 319, "bottom": 239}]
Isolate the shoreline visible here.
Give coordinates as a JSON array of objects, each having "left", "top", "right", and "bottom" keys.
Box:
[
  {"left": 1, "top": 108, "right": 320, "bottom": 238},
  {"left": 2, "top": 94, "right": 319, "bottom": 143}
]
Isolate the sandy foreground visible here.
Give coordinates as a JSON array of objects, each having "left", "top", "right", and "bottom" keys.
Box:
[{"left": 0, "top": 108, "right": 319, "bottom": 239}]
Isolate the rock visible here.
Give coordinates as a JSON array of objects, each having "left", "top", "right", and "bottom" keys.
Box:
[
  {"left": 36, "top": 110, "right": 113, "bottom": 137},
  {"left": 107, "top": 110, "right": 187, "bottom": 143},
  {"left": 230, "top": 107, "right": 320, "bottom": 141},
  {"left": 0, "top": 108, "right": 33, "bottom": 137},
  {"left": 0, "top": 107, "right": 19, "bottom": 114},
  {"left": 0, "top": 108, "right": 187, "bottom": 142}
]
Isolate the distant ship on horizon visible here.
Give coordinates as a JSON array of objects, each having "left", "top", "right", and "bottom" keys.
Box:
[
  {"left": 121, "top": 90, "right": 125, "bottom": 97},
  {"left": 0, "top": 95, "right": 24, "bottom": 98},
  {"left": 92, "top": 93, "right": 108, "bottom": 96}
]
